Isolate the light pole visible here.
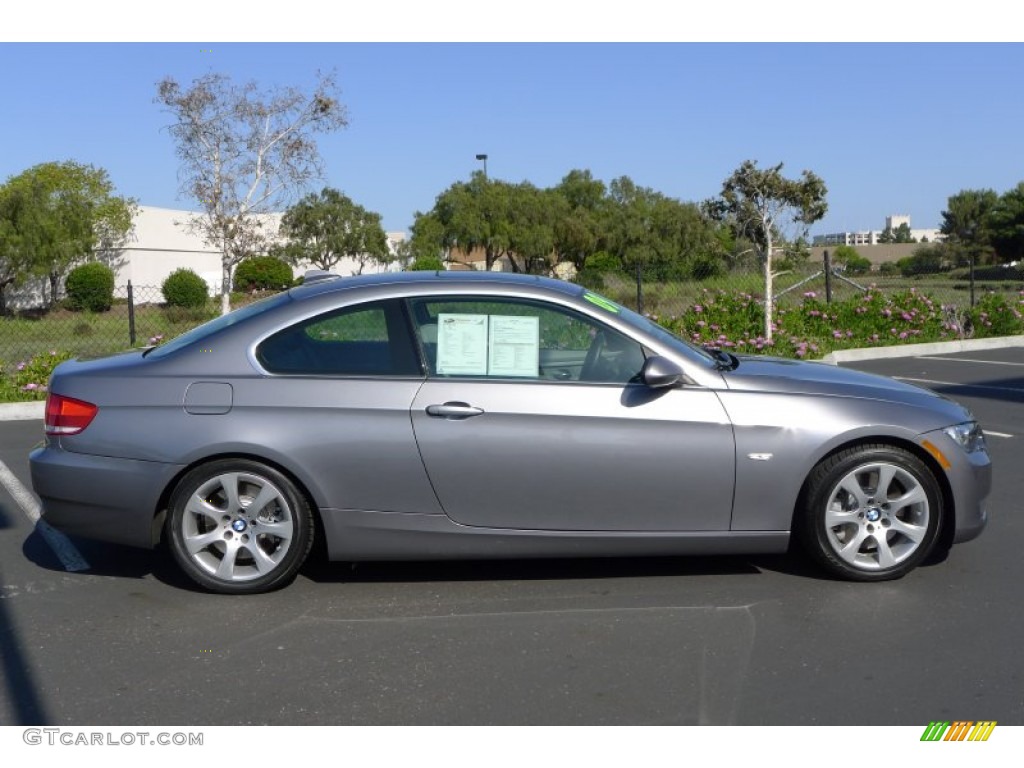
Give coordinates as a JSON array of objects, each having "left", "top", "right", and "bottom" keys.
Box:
[{"left": 475, "top": 153, "right": 488, "bottom": 179}]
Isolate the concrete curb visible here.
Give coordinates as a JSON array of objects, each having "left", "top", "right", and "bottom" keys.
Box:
[
  {"left": 0, "top": 401, "right": 45, "bottom": 421},
  {"left": 821, "top": 334, "right": 1024, "bottom": 364},
  {"left": 2, "top": 335, "right": 1022, "bottom": 421}
]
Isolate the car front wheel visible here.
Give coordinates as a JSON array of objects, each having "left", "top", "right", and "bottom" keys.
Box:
[
  {"left": 167, "top": 459, "right": 314, "bottom": 594},
  {"left": 799, "top": 445, "right": 942, "bottom": 581}
]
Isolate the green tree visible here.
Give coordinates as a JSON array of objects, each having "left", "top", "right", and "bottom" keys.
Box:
[
  {"left": 550, "top": 169, "right": 608, "bottom": 272},
  {"left": 409, "top": 254, "right": 445, "bottom": 271},
  {"left": 0, "top": 181, "right": 40, "bottom": 313},
  {"left": 940, "top": 189, "right": 998, "bottom": 266},
  {"left": 709, "top": 160, "right": 827, "bottom": 340},
  {"left": 879, "top": 223, "right": 915, "bottom": 244},
  {"left": 503, "top": 183, "right": 556, "bottom": 274},
  {"left": 423, "top": 173, "right": 558, "bottom": 273},
  {"left": 0, "top": 161, "right": 135, "bottom": 309},
  {"left": 276, "top": 187, "right": 390, "bottom": 275},
  {"left": 156, "top": 72, "right": 348, "bottom": 314},
  {"left": 406, "top": 211, "right": 447, "bottom": 266},
  {"left": 427, "top": 172, "right": 514, "bottom": 271},
  {"left": 988, "top": 182, "right": 1024, "bottom": 263}
]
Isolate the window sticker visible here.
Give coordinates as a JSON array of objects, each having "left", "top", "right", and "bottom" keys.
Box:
[
  {"left": 436, "top": 314, "right": 488, "bottom": 375},
  {"left": 583, "top": 292, "right": 621, "bottom": 313},
  {"left": 488, "top": 315, "right": 539, "bottom": 377}
]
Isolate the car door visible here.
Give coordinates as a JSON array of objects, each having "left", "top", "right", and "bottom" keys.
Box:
[
  {"left": 251, "top": 297, "right": 440, "bottom": 515},
  {"left": 408, "top": 295, "right": 735, "bottom": 532}
]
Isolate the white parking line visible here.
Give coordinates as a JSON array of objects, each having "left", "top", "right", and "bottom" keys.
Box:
[
  {"left": 0, "top": 458, "right": 90, "bottom": 572},
  {"left": 984, "top": 431, "right": 1013, "bottom": 438},
  {"left": 915, "top": 356, "right": 1024, "bottom": 367}
]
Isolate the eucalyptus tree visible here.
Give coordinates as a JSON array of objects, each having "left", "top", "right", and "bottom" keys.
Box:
[
  {"left": 157, "top": 71, "right": 348, "bottom": 313},
  {"left": 709, "top": 160, "right": 827, "bottom": 340}
]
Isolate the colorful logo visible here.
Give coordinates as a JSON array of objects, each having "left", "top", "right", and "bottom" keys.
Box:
[{"left": 920, "top": 721, "right": 996, "bottom": 741}]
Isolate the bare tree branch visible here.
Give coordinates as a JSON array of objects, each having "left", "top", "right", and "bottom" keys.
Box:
[{"left": 156, "top": 71, "right": 348, "bottom": 314}]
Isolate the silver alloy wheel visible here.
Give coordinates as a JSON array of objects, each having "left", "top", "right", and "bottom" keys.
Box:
[
  {"left": 181, "top": 471, "right": 295, "bottom": 583},
  {"left": 823, "top": 461, "right": 930, "bottom": 571}
]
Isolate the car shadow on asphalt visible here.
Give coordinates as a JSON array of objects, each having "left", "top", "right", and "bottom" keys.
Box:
[
  {"left": 298, "top": 551, "right": 814, "bottom": 585},
  {"left": 20, "top": 526, "right": 198, "bottom": 591},
  {"left": 922, "top": 376, "right": 1024, "bottom": 404},
  {"left": 20, "top": 522, "right": 801, "bottom": 589},
  {"left": 20, "top": 525, "right": 953, "bottom": 592}
]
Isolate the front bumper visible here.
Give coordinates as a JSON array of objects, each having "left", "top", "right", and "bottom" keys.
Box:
[
  {"left": 30, "top": 443, "right": 184, "bottom": 549},
  {"left": 923, "top": 429, "right": 992, "bottom": 545}
]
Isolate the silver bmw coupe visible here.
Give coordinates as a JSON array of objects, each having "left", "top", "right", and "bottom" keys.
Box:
[{"left": 30, "top": 271, "right": 991, "bottom": 593}]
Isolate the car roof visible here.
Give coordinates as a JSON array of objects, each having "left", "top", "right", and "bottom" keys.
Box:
[{"left": 289, "top": 270, "right": 585, "bottom": 302}]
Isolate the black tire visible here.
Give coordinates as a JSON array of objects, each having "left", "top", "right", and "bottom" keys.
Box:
[
  {"left": 167, "top": 459, "right": 314, "bottom": 594},
  {"left": 798, "top": 444, "right": 942, "bottom": 581}
]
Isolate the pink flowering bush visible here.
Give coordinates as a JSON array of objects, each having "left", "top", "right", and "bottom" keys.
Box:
[
  {"left": 659, "top": 287, "right": 1024, "bottom": 360},
  {"left": 967, "top": 292, "right": 1023, "bottom": 336},
  {"left": 0, "top": 350, "right": 73, "bottom": 402}
]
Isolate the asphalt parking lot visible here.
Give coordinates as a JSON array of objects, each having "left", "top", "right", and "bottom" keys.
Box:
[{"left": 1, "top": 344, "right": 1022, "bottom": 726}]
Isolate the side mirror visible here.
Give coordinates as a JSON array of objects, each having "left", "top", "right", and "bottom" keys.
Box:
[{"left": 641, "top": 356, "right": 684, "bottom": 389}]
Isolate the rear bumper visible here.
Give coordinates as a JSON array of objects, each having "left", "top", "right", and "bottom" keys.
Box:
[{"left": 29, "top": 444, "right": 183, "bottom": 549}]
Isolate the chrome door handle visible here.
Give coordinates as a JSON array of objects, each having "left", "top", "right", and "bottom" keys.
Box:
[{"left": 425, "top": 402, "right": 484, "bottom": 419}]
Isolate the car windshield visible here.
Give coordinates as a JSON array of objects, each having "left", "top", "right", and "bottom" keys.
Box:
[
  {"left": 579, "top": 289, "right": 718, "bottom": 366},
  {"left": 146, "top": 291, "right": 293, "bottom": 359}
]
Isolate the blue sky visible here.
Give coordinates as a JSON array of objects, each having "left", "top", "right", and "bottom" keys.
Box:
[{"left": 2, "top": 34, "right": 1022, "bottom": 236}]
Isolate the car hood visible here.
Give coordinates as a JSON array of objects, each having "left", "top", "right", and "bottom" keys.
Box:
[{"left": 719, "top": 355, "right": 970, "bottom": 420}]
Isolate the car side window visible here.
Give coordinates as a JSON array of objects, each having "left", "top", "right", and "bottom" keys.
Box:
[
  {"left": 409, "top": 297, "right": 645, "bottom": 384},
  {"left": 257, "top": 299, "right": 420, "bottom": 376}
]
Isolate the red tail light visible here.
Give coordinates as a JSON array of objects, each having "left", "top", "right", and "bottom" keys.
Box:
[{"left": 45, "top": 393, "right": 98, "bottom": 435}]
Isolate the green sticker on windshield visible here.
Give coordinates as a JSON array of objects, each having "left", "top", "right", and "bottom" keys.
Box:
[{"left": 583, "top": 292, "right": 621, "bottom": 313}]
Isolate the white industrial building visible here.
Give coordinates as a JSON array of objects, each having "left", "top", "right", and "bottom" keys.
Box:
[
  {"left": 119, "top": 206, "right": 406, "bottom": 290},
  {"left": 813, "top": 215, "right": 942, "bottom": 247},
  {"left": 8, "top": 205, "right": 406, "bottom": 308}
]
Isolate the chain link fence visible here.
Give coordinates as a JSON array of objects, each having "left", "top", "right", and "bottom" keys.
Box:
[
  {"left": 587, "top": 253, "right": 1008, "bottom": 319},
  {"left": 0, "top": 283, "right": 222, "bottom": 367},
  {"left": 2, "top": 257, "right": 1021, "bottom": 371}
]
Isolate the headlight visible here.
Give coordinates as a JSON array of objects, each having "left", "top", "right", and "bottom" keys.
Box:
[{"left": 943, "top": 421, "right": 987, "bottom": 453}]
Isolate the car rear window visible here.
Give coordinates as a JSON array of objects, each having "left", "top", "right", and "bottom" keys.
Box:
[{"left": 256, "top": 299, "right": 420, "bottom": 376}]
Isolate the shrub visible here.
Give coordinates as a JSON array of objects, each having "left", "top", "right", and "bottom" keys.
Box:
[
  {"left": 408, "top": 255, "right": 445, "bottom": 271},
  {"left": 233, "top": 256, "right": 293, "bottom": 292},
  {"left": 4, "top": 350, "right": 74, "bottom": 401},
  {"left": 967, "top": 292, "right": 1024, "bottom": 336},
  {"left": 897, "top": 246, "right": 948, "bottom": 277},
  {"left": 841, "top": 253, "right": 873, "bottom": 276},
  {"left": 584, "top": 252, "right": 622, "bottom": 274},
  {"left": 65, "top": 262, "right": 115, "bottom": 312},
  {"left": 162, "top": 268, "right": 209, "bottom": 308}
]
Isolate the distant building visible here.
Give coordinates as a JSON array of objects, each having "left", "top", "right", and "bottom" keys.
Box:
[
  {"left": 813, "top": 214, "right": 942, "bottom": 247},
  {"left": 7, "top": 205, "right": 407, "bottom": 308}
]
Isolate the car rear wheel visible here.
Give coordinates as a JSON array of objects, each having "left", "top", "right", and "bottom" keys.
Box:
[
  {"left": 167, "top": 459, "right": 314, "bottom": 594},
  {"left": 799, "top": 445, "right": 942, "bottom": 581}
]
